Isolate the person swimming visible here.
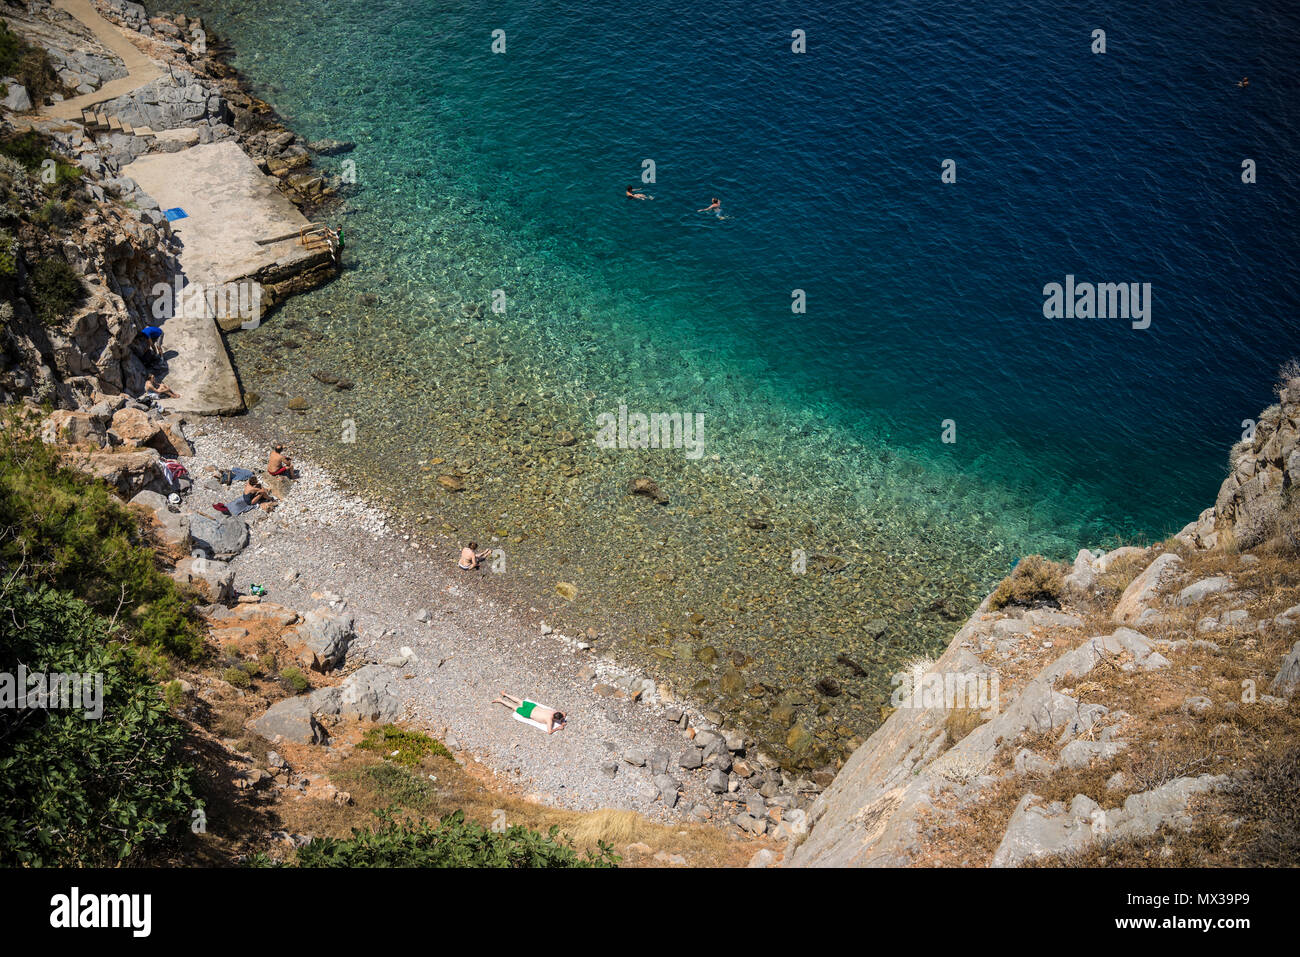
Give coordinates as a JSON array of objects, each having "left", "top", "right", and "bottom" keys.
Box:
[
  {"left": 1237, "top": 76, "right": 1249, "bottom": 88},
  {"left": 625, "top": 185, "right": 649, "bottom": 200},
  {"left": 698, "top": 197, "right": 721, "bottom": 214}
]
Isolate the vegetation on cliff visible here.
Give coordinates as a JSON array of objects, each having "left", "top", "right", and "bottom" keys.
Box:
[{"left": 0, "top": 416, "right": 204, "bottom": 864}]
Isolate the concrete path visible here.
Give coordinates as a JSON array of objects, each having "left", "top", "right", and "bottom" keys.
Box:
[
  {"left": 44, "top": 0, "right": 161, "bottom": 120},
  {"left": 125, "top": 142, "right": 318, "bottom": 288},
  {"left": 126, "top": 142, "right": 325, "bottom": 416}
]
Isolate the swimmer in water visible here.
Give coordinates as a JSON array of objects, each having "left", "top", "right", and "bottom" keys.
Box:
[
  {"left": 625, "top": 185, "right": 649, "bottom": 200},
  {"left": 698, "top": 197, "right": 721, "bottom": 213},
  {"left": 1237, "top": 76, "right": 1249, "bottom": 88}
]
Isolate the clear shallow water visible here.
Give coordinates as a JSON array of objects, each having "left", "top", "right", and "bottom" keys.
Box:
[{"left": 185, "top": 0, "right": 1300, "bottom": 767}]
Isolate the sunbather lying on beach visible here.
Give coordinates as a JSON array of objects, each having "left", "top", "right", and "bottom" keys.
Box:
[
  {"left": 490, "top": 692, "right": 566, "bottom": 734},
  {"left": 458, "top": 542, "right": 490, "bottom": 570},
  {"left": 267, "top": 443, "right": 295, "bottom": 477}
]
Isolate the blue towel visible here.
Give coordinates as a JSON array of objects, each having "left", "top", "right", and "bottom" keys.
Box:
[{"left": 163, "top": 207, "right": 188, "bottom": 221}]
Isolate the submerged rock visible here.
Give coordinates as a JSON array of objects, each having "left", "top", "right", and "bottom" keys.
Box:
[{"left": 627, "top": 476, "right": 669, "bottom": 504}]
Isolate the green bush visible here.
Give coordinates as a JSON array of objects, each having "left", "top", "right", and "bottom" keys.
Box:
[
  {"left": 0, "top": 130, "right": 52, "bottom": 171},
  {"left": 0, "top": 423, "right": 204, "bottom": 659},
  {"left": 361, "top": 761, "right": 435, "bottom": 808},
  {"left": 221, "top": 666, "right": 251, "bottom": 688},
  {"left": 163, "top": 679, "right": 185, "bottom": 710},
  {"left": 260, "top": 809, "right": 617, "bottom": 868},
  {"left": 27, "top": 257, "right": 85, "bottom": 325},
  {"left": 0, "top": 20, "right": 62, "bottom": 104},
  {"left": 0, "top": 229, "right": 15, "bottom": 278},
  {"left": 0, "top": 585, "right": 199, "bottom": 865},
  {"left": 359, "top": 723, "right": 451, "bottom": 766},
  {"left": 279, "top": 665, "right": 309, "bottom": 693}
]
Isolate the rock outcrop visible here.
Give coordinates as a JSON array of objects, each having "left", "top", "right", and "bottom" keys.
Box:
[{"left": 790, "top": 369, "right": 1300, "bottom": 867}]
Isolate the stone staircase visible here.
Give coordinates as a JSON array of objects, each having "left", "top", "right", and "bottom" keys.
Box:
[{"left": 79, "top": 105, "right": 153, "bottom": 139}]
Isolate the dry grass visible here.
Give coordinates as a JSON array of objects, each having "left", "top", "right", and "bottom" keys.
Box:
[
  {"left": 943, "top": 706, "right": 988, "bottom": 747},
  {"left": 1092, "top": 549, "right": 1152, "bottom": 605},
  {"left": 989, "top": 555, "right": 1067, "bottom": 611}
]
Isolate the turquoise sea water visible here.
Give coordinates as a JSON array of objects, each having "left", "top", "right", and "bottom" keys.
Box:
[{"left": 182, "top": 0, "right": 1300, "bottom": 765}]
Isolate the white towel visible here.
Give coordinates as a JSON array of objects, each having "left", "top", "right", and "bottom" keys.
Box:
[{"left": 512, "top": 703, "right": 562, "bottom": 732}]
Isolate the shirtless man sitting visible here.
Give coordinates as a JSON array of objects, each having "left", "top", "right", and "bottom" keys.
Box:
[
  {"left": 458, "top": 542, "right": 490, "bottom": 570},
  {"left": 244, "top": 476, "right": 277, "bottom": 512},
  {"left": 267, "top": 444, "right": 294, "bottom": 477}
]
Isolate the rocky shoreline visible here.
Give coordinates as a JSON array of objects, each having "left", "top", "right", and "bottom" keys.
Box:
[
  {"left": 0, "top": 0, "right": 827, "bottom": 851},
  {"left": 790, "top": 371, "right": 1300, "bottom": 866},
  {"left": 4, "top": 0, "right": 1297, "bottom": 867}
]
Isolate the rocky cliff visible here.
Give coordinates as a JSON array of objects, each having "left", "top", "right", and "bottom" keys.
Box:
[
  {"left": 790, "top": 369, "right": 1300, "bottom": 867},
  {"left": 0, "top": 0, "right": 342, "bottom": 410}
]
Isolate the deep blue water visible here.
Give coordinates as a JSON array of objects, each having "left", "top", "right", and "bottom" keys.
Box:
[{"left": 189, "top": 0, "right": 1300, "bottom": 545}]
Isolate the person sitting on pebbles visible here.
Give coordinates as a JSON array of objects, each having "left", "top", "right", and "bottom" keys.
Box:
[
  {"left": 267, "top": 443, "right": 295, "bottom": 477},
  {"left": 243, "top": 475, "right": 278, "bottom": 512},
  {"left": 491, "top": 692, "right": 566, "bottom": 734},
  {"left": 458, "top": 542, "right": 490, "bottom": 570}
]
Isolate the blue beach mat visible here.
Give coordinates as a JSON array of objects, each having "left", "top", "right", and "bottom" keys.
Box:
[{"left": 163, "top": 208, "right": 188, "bottom": 222}]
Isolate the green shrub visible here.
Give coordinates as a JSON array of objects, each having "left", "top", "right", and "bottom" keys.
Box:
[
  {"left": 0, "top": 21, "right": 62, "bottom": 103},
  {"left": 279, "top": 665, "right": 309, "bottom": 693},
  {"left": 163, "top": 679, "right": 184, "bottom": 710},
  {"left": 0, "top": 130, "right": 52, "bottom": 171},
  {"left": 0, "top": 585, "right": 199, "bottom": 865},
  {"left": 989, "top": 555, "right": 1067, "bottom": 610},
  {"left": 0, "top": 229, "right": 15, "bottom": 278},
  {"left": 0, "top": 423, "right": 204, "bottom": 659},
  {"left": 260, "top": 809, "right": 617, "bottom": 868},
  {"left": 360, "top": 761, "right": 435, "bottom": 808},
  {"left": 359, "top": 723, "right": 451, "bottom": 766},
  {"left": 222, "top": 666, "right": 251, "bottom": 689},
  {"left": 27, "top": 257, "right": 85, "bottom": 325}
]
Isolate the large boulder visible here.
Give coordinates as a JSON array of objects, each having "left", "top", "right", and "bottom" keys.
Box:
[
  {"left": 297, "top": 607, "right": 354, "bottom": 672},
  {"left": 108, "top": 407, "right": 162, "bottom": 448},
  {"left": 1, "top": 81, "right": 32, "bottom": 112},
  {"left": 1061, "top": 549, "right": 1098, "bottom": 601},
  {"left": 41, "top": 410, "right": 108, "bottom": 448},
  {"left": 1112, "top": 553, "right": 1182, "bottom": 625},
  {"left": 250, "top": 697, "right": 327, "bottom": 745},
  {"left": 991, "top": 774, "right": 1226, "bottom": 867},
  {"left": 189, "top": 514, "right": 250, "bottom": 559},
  {"left": 337, "top": 665, "right": 402, "bottom": 722},
  {"left": 76, "top": 448, "right": 163, "bottom": 497},
  {"left": 170, "top": 556, "right": 234, "bottom": 603},
  {"left": 129, "top": 490, "right": 192, "bottom": 554},
  {"left": 1272, "top": 640, "right": 1300, "bottom": 697},
  {"left": 308, "top": 665, "right": 401, "bottom": 722}
]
